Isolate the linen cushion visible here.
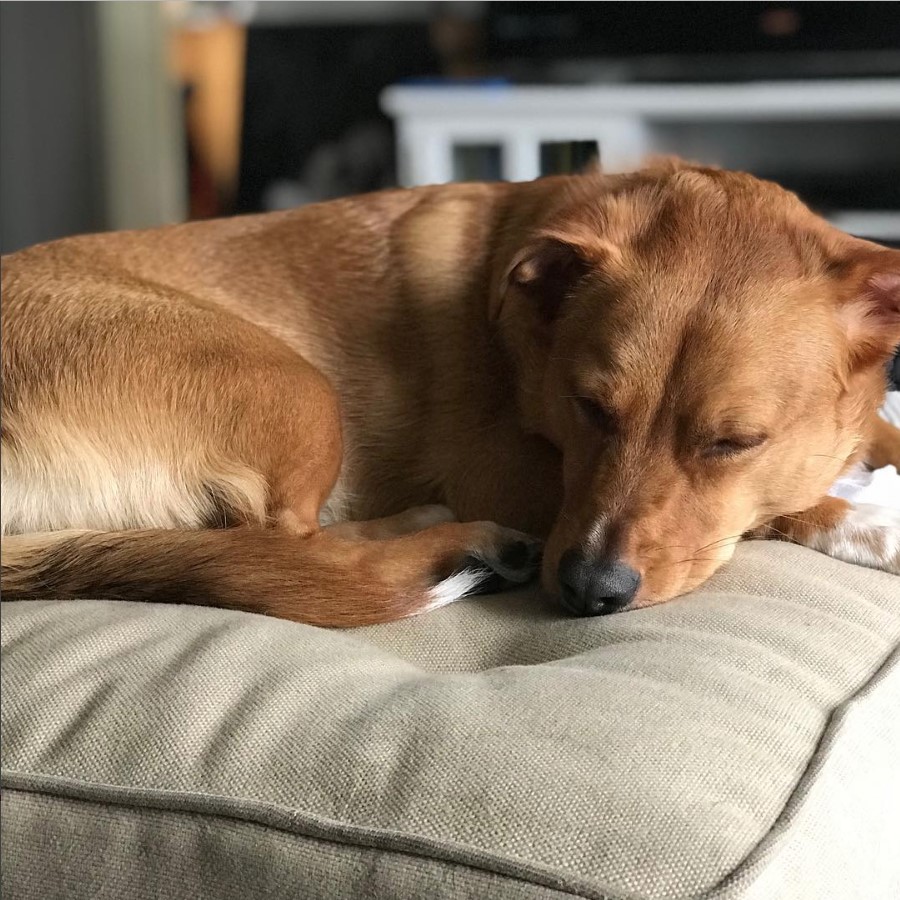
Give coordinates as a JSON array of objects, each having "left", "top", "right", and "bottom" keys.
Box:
[{"left": 2, "top": 540, "right": 898, "bottom": 900}]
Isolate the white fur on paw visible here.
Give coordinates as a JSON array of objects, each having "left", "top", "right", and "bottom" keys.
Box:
[
  {"left": 806, "top": 504, "right": 900, "bottom": 574},
  {"left": 426, "top": 570, "right": 488, "bottom": 610}
]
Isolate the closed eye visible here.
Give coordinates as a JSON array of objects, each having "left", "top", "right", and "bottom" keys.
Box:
[
  {"left": 702, "top": 434, "right": 769, "bottom": 459},
  {"left": 575, "top": 396, "right": 617, "bottom": 433}
]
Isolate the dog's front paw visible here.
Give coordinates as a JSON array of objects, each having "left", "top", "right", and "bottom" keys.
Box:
[
  {"left": 805, "top": 503, "right": 900, "bottom": 574},
  {"left": 460, "top": 527, "right": 544, "bottom": 593},
  {"left": 428, "top": 524, "right": 543, "bottom": 607}
]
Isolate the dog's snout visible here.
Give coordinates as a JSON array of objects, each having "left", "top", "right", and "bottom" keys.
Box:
[{"left": 557, "top": 549, "right": 640, "bottom": 616}]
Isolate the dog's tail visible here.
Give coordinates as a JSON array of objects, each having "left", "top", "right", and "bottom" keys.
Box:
[{"left": 0, "top": 528, "right": 486, "bottom": 627}]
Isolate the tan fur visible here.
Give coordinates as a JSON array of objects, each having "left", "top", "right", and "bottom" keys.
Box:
[{"left": 2, "top": 162, "right": 899, "bottom": 623}]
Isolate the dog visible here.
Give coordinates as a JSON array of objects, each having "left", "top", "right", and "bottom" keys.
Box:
[{"left": 2, "top": 159, "right": 899, "bottom": 626}]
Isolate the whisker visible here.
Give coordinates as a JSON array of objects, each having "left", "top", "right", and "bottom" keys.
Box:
[
  {"left": 692, "top": 533, "right": 744, "bottom": 554},
  {"left": 640, "top": 555, "right": 731, "bottom": 572},
  {"left": 672, "top": 556, "right": 729, "bottom": 566},
  {"left": 630, "top": 532, "right": 746, "bottom": 562}
]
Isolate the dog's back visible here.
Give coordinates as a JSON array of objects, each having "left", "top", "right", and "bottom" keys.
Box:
[{"left": 3, "top": 166, "right": 898, "bottom": 623}]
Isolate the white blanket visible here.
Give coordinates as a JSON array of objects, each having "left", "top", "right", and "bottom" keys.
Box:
[
  {"left": 827, "top": 392, "right": 900, "bottom": 511},
  {"left": 829, "top": 463, "right": 900, "bottom": 509}
]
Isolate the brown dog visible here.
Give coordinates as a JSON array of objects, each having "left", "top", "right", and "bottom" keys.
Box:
[{"left": 2, "top": 160, "right": 899, "bottom": 625}]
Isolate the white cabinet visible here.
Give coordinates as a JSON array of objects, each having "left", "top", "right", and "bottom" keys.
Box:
[{"left": 382, "top": 80, "right": 900, "bottom": 242}]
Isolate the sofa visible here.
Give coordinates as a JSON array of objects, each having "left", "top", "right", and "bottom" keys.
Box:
[{"left": 2, "top": 533, "right": 898, "bottom": 900}]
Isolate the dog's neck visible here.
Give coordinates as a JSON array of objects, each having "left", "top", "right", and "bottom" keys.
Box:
[{"left": 300, "top": 180, "right": 566, "bottom": 529}]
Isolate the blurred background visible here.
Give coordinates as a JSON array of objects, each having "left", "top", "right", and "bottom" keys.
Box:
[{"left": 2, "top": 1, "right": 899, "bottom": 254}]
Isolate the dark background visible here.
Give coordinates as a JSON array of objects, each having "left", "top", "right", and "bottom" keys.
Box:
[{"left": 2, "top": 1, "right": 899, "bottom": 252}]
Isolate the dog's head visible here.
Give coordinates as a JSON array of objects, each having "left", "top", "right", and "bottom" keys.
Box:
[{"left": 493, "top": 162, "right": 900, "bottom": 614}]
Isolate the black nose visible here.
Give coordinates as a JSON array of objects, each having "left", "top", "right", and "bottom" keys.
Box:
[{"left": 557, "top": 550, "right": 640, "bottom": 616}]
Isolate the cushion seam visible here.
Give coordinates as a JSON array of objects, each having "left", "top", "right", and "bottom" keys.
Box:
[
  {"left": 697, "top": 638, "right": 900, "bottom": 899},
  {"left": 0, "top": 772, "right": 632, "bottom": 900},
  {"left": 3, "top": 628, "right": 898, "bottom": 900}
]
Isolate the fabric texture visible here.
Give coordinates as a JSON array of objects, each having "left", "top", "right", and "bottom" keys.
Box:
[{"left": 2, "top": 540, "right": 899, "bottom": 900}]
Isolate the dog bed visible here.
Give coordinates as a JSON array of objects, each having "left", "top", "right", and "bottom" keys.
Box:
[{"left": 2, "top": 538, "right": 898, "bottom": 900}]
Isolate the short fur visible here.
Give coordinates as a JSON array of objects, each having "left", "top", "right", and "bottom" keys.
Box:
[{"left": 2, "top": 161, "right": 899, "bottom": 624}]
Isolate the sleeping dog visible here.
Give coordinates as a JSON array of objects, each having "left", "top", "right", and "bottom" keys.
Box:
[{"left": 3, "top": 159, "right": 899, "bottom": 625}]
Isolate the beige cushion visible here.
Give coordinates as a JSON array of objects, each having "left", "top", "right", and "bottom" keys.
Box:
[{"left": 2, "top": 540, "right": 899, "bottom": 900}]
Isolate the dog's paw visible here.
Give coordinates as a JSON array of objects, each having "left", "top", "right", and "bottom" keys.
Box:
[
  {"left": 460, "top": 531, "right": 544, "bottom": 592},
  {"left": 805, "top": 503, "right": 900, "bottom": 575},
  {"left": 428, "top": 525, "right": 543, "bottom": 608}
]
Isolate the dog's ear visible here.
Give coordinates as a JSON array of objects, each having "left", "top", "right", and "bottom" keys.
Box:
[
  {"left": 493, "top": 237, "right": 594, "bottom": 323},
  {"left": 835, "top": 248, "right": 900, "bottom": 367}
]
